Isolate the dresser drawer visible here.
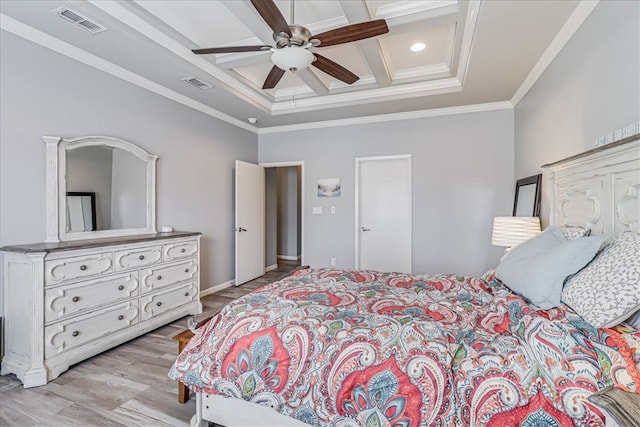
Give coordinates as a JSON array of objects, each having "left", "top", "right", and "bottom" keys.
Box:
[
  {"left": 45, "top": 272, "right": 139, "bottom": 323},
  {"left": 45, "top": 301, "right": 139, "bottom": 358},
  {"left": 163, "top": 240, "right": 198, "bottom": 262},
  {"left": 45, "top": 253, "right": 113, "bottom": 286},
  {"left": 114, "top": 245, "right": 162, "bottom": 271},
  {"left": 140, "top": 259, "right": 198, "bottom": 293},
  {"left": 140, "top": 282, "right": 198, "bottom": 321}
]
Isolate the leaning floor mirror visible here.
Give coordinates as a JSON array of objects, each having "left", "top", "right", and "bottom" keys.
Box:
[{"left": 513, "top": 174, "right": 542, "bottom": 217}]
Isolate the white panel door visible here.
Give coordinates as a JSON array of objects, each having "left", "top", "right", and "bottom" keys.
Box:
[
  {"left": 235, "top": 160, "right": 265, "bottom": 286},
  {"left": 357, "top": 156, "right": 411, "bottom": 273}
]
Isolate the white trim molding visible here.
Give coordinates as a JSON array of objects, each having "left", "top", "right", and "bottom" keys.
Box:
[
  {"left": 259, "top": 101, "right": 513, "bottom": 134},
  {"left": 201, "top": 280, "right": 234, "bottom": 297}
]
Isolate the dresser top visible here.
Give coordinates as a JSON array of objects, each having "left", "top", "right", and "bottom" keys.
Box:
[{"left": 0, "top": 231, "right": 201, "bottom": 254}]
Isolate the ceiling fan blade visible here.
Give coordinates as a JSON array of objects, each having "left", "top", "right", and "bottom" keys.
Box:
[
  {"left": 314, "top": 19, "right": 389, "bottom": 47},
  {"left": 250, "top": 0, "right": 292, "bottom": 37},
  {"left": 312, "top": 54, "right": 359, "bottom": 85},
  {"left": 262, "top": 65, "right": 286, "bottom": 89},
  {"left": 192, "top": 45, "right": 272, "bottom": 55}
]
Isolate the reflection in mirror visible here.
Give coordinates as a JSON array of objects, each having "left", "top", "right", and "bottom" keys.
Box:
[
  {"left": 66, "top": 192, "right": 96, "bottom": 232},
  {"left": 513, "top": 174, "right": 542, "bottom": 217},
  {"left": 66, "top": 146, "right": 147, "bottom": 231}
]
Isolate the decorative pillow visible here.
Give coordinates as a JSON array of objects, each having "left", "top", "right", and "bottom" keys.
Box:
[
  {"left": 562, "top": 232, "right": 640, "bottom": 329},
  {"left": 496, "top": 226, "right": 604, "bottom": 310},
  {"left": 561, "top": 225, "right": 591, "bottom": 240}
]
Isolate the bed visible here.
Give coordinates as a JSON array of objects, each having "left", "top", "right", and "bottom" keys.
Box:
[{"left": 170, "top": 136, "right": 640, "bottom": 426}]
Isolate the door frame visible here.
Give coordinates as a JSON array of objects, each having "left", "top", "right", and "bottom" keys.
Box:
[
  {"left": 354, "top": 154, "right": 412, "bottom": 271},
  {"left": 260, "top": 161, "right": 305, "bottom": 266}
]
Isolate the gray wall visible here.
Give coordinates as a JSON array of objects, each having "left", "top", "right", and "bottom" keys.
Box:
[
  {"left": 0, "top": 31, "right": 258, "bottom": 290},
  {"left": 110, "top": 149, "right": 147, "bottom": 230},
  {"left": 259, "top": 109, "right": 514, "bottom": 276},
  {"left": 277, "top": 167, "right": 300, "bottom": 259},
  {"left": 265, "top": 168, "right": 278, "bottom": 267},
  {"left": 514, "top": 1, "right": 640, "bottom": 224},
  {"left": 66, "top": 146, "right": 113, "bottom": 230}
]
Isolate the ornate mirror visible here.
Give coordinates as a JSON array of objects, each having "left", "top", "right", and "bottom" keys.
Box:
[{"left": 44, "top": 135, "right": 157, "bottom": 242}]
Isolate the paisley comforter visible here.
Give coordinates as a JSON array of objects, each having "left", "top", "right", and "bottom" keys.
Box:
[{"left": 169, "top": 269, "right": 640, "bottom": 426}]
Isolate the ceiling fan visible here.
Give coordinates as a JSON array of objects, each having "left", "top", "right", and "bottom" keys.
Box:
[{"left": 192, "top": 0, "right": 389, "bottom": 89}]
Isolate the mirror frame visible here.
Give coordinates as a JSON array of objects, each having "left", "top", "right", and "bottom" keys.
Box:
[
  {"left": 513, "top": 174, "right": 542, "bottom": 217},
  {"left": 43, "top": 135, "right": 158, "bottom": 242}
]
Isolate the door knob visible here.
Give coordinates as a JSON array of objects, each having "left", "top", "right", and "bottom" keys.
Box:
[{"left": 361, "top": 227, "right": 371, "bottom": 232}]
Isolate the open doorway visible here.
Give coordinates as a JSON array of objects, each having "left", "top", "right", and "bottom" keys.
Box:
[{"left": 263, "top": 162, "right": 304, "bottom": 272}]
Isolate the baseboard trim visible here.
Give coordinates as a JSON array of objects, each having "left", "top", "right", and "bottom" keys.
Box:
[
  {"left": 277, "top": 255, "right": 301, "bottom": 261},
  {"left": 266, "top": 264, "right": 278, "bottom": 272},
  {"left": 200, "top": 280, "right": 234, "bottom": 297}
]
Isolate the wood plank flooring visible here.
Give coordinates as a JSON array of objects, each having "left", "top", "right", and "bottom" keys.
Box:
[{"left": 0, "top": 261, "right": 301, "bottom": 427}]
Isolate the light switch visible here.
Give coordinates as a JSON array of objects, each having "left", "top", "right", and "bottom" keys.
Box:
[
  {"left": 312, "top": 206, "right": 323, "bottom": 215},
  {"left": 330, "top": 206, "right": 336, "bottom": 214}
]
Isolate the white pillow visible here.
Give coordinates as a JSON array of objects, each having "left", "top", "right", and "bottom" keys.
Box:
[
  {"left": 561, "top": 225, "right": 591, "bottom": 240},
  {"left": 562, "top": 232, "right": 640, "bottom": 329},
  {"left": 496, "top": 226, "right": 604, "bottom": 310}
]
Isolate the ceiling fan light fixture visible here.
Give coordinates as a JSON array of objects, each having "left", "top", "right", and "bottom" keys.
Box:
[{"left": 271, "top": 47, "right": 314, "bottom": 72}]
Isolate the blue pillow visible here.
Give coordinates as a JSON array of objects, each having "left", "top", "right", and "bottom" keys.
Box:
[{"left": 496, "top": 226, "right": 604, "bottom": 309}]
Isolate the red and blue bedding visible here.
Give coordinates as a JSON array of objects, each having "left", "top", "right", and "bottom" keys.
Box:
[{"left": 169, "top": 268, "right": 639, "bottom": 426}]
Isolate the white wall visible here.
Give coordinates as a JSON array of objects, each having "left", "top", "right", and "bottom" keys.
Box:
[
  {"left": 514, "top": 1, "right": 640, "bottom": 224},
  {"left": 0, "top": 31, "right": 258, "bottom": 290},
  {"left": 259, "top": 109, "right": 514, "bottom": 276}
]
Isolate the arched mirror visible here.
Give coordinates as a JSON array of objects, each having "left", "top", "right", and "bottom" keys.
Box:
[{"left": 44, "top": 135, "right": 157, "bottom": 242}]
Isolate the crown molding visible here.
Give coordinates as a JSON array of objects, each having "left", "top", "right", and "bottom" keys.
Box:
[
  {"left": 510, "top": 0, "right": 599, "bottom": 106},
  {"left": 259, "top": 101, "right": 513, "bottom": 134},
  {"left": 0, "top": 14, "right": 259, "bottom": 134}
]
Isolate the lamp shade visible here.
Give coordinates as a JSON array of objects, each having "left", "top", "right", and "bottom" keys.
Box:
[
  {"left": 491, "top": 216, "right": 541, "bottom": 247},
  {"left": 271, "top": 47, "right": 314, "bottom": 72}
]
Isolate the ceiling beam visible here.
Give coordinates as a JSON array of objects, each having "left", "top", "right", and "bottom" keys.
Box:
[
  {"left": 296, "top": 69, "right": 329, "bottom": 95},
  {"left": 221, "top": 0, "right": 275, "bottom": 45},
  {"left": 338, "top": 0, "right": 390, "bottom": 87}
]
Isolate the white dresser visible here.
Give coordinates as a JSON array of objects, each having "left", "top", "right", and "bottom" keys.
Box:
[{"left": 1, "top": 231, "right": 202, "bottom": 387}]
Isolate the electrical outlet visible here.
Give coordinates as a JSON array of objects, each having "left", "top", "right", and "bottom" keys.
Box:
[
  {"left": 330, "top": 257, "right": 336, "bottom": 266},
  {"left": 331, "top": 206, "right": 336, "bottom": 214}
]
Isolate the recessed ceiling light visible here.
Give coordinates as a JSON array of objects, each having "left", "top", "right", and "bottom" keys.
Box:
[{"left": 410, "top": 42, "right": 426, "bottom": 52}]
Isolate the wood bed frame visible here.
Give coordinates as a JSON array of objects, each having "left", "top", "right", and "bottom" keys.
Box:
[{"left": 189, "top": 136, "right": 640, "bottom": 427}]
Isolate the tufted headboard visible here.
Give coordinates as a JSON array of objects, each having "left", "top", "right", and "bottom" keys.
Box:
[{"left": 542, "top": 135, "right": 640, "bottom": 236}]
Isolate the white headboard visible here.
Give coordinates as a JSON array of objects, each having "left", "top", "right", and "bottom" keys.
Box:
[{"left": 543, "top": 136, "right": 640, "bottom": 236}]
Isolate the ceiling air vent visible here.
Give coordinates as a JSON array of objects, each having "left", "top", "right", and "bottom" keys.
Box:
[
  {"left": 52, "top": 6, "right": 107, "bottom": 34},
  {"left": 181, "top": 77, "right": 213, "bottom": 90}
]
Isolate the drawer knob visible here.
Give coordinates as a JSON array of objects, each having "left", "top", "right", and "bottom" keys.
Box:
[
  {"left": 156, "top": 301, "right": 162, "bottom": 307},
  {"left": 72, "top": 330, "right": 79, "bottom": 337},
  {"left": 181, "top": 248, "right": 186, "bottom": 253},
  {"left": 118, "top": 285, "right": 124, "bottom": 291},
  {"left": 156, "top": 275, "right": 162, "bottom": 280},
  {"left": 79, "top": 265, "right": 87, "bottom": 271},
  {"left": 139, "top": 255, "right": 145, "bottom": 260},
  {"left": 72, "top": 296, "right": 80, "bottom": 303},
  {"left": 118, "top": 315, "right": 124, "bottom": 320},
  {"left": 184, "top": 292, "right": 189, "bottom": 297},
  {"left": 185, "top": 268, "right": 189, "bottom": 273}
]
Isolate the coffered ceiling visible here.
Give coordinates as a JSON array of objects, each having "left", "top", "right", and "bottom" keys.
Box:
[{"left": 0, "top": 0, "right": 585, "bottom": 130}]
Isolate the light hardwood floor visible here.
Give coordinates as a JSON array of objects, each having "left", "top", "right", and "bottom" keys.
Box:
[{"left": 0, "top": 261, "right": 301, "bottom": 427}]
